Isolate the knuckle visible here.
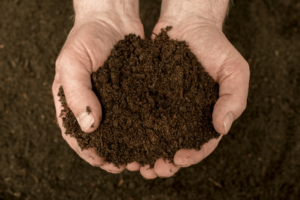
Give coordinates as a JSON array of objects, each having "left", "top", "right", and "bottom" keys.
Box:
[
  {"left": 65, "top": 93, "right": 83, "bottom": 112},
  {"left": 220, "top": 56, "right": 250, "bottom": 81},
  {"left": 239, "top": 99, "right": 247, "bottom": 113},
  {"left": 55, "top": 50, "right": 74, "bottom": 72},
  {"left": 241, "top": 60, "right": 251, "bottom": 78},
  {"left": 55, "top": 54, "right": 65, "bottom": 70},
  {"left": 234, "top": 98, "right": 247, "bottom": 117}
]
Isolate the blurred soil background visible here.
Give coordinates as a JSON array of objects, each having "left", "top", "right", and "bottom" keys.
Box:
[{"left": 0, "top": 0, "right": 300, "bottom": 199}]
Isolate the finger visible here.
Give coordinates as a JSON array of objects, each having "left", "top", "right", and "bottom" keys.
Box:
[
  {"left": 213, "top": 53, "right": 250, "bottom": 135},
  {"left": 140, "top": 165, "right": 157, "bottom": 179},
  {"left": 174, "top": 135, "right": 222, "bottom": 167},
  {"left": 62, "top": 132, "right": 105, "bottom": 166},
  {"left": 53, "top": 73, "right": 105, "bottom": 166},
  {"left": 56, "top": 47, "right": 102, "bottom": 133},
  {"left": 126, "top": 162, "right": 141, "bottom": 171},
  {"left": 154, "top": 158, "right": 180, "bottom": 178},
  {"left": 100, "top": 162, "right": 126, "bottom": 174}
]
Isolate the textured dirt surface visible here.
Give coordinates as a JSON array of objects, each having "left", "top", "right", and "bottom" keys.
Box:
[
  {"left": 0, "top": 0, "right": 300, "bottom": 199},
  {"left": 59, "top": 28, "right": 219, "bottom": 167}
]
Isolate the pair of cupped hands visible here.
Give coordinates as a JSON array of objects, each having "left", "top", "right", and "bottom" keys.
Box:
[{"left": 52, "top": 0, "right": 249, "bottom": 179}]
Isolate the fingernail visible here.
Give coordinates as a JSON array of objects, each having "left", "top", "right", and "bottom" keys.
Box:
[
  {"left": 223, "top": 112, "right": 234, "bottom": 134},
  {"left": 77, "top": 112, "right": 94, "bottom": 132}
]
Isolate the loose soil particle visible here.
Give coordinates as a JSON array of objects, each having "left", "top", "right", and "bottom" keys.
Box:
[{"left": 58, "top": 27, "right": 220, "bottom": 167}]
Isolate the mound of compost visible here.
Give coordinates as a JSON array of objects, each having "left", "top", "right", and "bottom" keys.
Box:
[{"left": 58, "top": 27, "right": 220, "bottom": 167}]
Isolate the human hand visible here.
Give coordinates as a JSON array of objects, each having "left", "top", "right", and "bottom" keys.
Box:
[
  {"left": 52, "top": 0, "right": 144, "bottom": 173},
  {"left": 140, "top": 0, "right": 250, "bottom": 179}
]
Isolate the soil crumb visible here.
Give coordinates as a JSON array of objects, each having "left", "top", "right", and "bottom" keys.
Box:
[
  {"left": 86, "top": 106, "right": 91, "bottom": 115},
  {"left": 58, "top": 27, "right": 220, "bottom": 167}
]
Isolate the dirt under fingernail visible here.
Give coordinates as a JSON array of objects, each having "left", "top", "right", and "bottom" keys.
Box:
[{"left": 58, "top": 26, "right": 219, "bottom": 168}]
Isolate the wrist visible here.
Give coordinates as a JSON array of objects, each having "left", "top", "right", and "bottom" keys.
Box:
[
  {"left": 160, "top": 0, "right": 229, "bottom": 29},
  {"left": 73, "top": 0, "right": 140, "bottom": 24}
]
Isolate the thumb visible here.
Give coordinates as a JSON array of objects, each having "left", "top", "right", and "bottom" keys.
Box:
[
  {"left": 56, "top": 51, "right": 102, "bottom": 133},
  {"left": 213, "top": 55, "right": 250, "bottom": 135}
]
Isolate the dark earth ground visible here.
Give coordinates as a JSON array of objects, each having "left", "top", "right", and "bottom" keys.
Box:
[{"left": 0, "top": 0, "right": 299, "bottom": 199}]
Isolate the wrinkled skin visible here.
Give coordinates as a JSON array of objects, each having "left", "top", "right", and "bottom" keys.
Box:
[
  {"left": 52, "top": 1, "right": 144, "bottom": 173},
  {"left": 52, "top": 0, "right": 249, "bottom": 179}
]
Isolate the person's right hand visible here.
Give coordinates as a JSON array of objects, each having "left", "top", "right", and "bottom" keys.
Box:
[{"left": 52, "top": 0, "right": 144, "bottom": 173}]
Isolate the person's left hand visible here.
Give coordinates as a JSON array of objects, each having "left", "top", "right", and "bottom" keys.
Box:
[{"left": 139, "top": 0, "right": 250, "bottom": 179}]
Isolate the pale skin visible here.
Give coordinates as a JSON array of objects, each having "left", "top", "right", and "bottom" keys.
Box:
[{"left": 52, "top": 0, "right": 250, "bottom": 179}]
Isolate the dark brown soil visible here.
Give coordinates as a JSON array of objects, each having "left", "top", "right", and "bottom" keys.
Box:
[
  {"left": 1, "top": 0, "right": 300, "bottom": 199},
  {"left": 59, "top": 27, "right": 219, "bottom": 167}
]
